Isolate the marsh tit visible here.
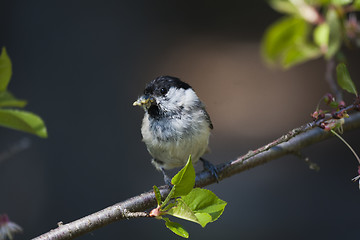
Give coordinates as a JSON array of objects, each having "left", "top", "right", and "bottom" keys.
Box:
[{"left": 133, "top": 76, "right": 218, "bottom": 183}]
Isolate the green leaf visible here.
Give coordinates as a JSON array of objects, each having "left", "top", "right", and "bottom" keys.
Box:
[
  {"left": 171, "top": 156, "right": 195, "bottom": 198},
  {"left": 354, "top": 0, "right": 360, "bottom": 9},
  {"left": 182, "top": 188, "right": 227, "bottom": 225},
  {"left": 193, "top": 212, "right": 213, "bottom": 228},
  {"left": 262, "top": 16, "right": 307, "bottom": 63},
  {"left": 167, "top": 188, "right": 227, "bottom": 228},
  {"left": 314, "top": 23, "right": 330, "bottom": 48},
  {"left": 161, "top": 187, "right": 175, "bottom": 209},
  {"left": 261, "top": 16, "right": 320, "bottom": 68},
  {"left": 163, "top": 217, "right": 189, "bottom": 238},
  {"left": 161, "top": 156, "right": 195, "bottom": 208},
  {"left": 336, "top": 63, "right": 358, "bottom": 96},
  {"left": 0, "top": 47, "right": 12, "bottom": 91},
  {"left": 281, "top": 43, "right": 321, "bottom": 68},
  {"left": 153, "top": 185, "right": 162, "bottom": 206},
  {"left": 268, "top": 0, "right": 298, "bottom": 15},
  {"left": 167, "top": 198, "right": 199, "bottom": 225},
  {"left": 0, "top": 109, "right": 48, "bottom": 138},
  {"left": 306, "top": 0, "right": 331, "bottom": 4},
  {"left": 162, "top": 201, "right": 177, "bottom": 212},
  {"left": 331, "top": 0, "right": 352, "bottom": 5},
  {"left": 325, "top": 8, "right": 342, "bottom": 59},
  {"left": 0, "top": 91, "right": 27, "bottom": 108}
]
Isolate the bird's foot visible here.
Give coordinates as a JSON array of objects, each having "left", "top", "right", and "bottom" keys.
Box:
[
  {"left": 161, "top": 168, "right": 173, "bottom": 187},
  {"left": 200, "top": 158, "right": 219, "bottom": 183}
]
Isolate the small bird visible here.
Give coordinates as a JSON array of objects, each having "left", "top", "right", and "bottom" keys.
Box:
[{"left": 133, "top": 76, "right": 217, "bottom": 183}]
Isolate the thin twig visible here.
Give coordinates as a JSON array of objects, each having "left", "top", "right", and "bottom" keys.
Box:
[
  {"left": 331, "top": 129, "right": 360, "bottom": 164},
  {"left": 325, "top": 58, "right": 343, "bottom": 102},
  {"left": 32, "top": 112, "right": 360, "bottom": 240}
]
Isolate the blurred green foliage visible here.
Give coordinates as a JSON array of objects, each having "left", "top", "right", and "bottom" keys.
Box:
[
  {"left": 262, "top": 0, "right": 360, "bottom": 68},
  {"left": 0, "top": 47, "right": 47, "bottom": 138},
  {"left": 262, "top": 0, "right": 359, "bottom": 97}
]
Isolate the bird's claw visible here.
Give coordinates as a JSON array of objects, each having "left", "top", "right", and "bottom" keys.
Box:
[{"left": 200, "top": 158, "right": 219, "bottom": 183}]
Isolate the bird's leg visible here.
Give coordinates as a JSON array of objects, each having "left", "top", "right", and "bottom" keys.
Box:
[
  {"left": 200, "top": 157, "right": 219, "bottom": 183},
  {"left": 160, "top": 168, "right": 172, "bottom": 186}
]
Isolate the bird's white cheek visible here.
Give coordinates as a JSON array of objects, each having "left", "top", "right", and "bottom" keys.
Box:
[{"left": 159, "top": 88, "right": 194, "bottom": 111}]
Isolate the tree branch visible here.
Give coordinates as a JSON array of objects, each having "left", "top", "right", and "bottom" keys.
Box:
[{"left": 32, "top": 112, "right": 360, "bottom": 240}]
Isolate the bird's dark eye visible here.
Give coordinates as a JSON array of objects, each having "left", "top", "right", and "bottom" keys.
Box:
[{"left": 160, "top": 87, "right": 168, "bottom": 95}]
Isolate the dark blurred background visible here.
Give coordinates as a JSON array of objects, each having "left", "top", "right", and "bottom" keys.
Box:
[{"left": 1, "top": 1, "right": 359, "bottom": 239}]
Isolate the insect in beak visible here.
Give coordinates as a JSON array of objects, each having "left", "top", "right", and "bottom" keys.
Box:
[{"left": 133, "top": 95, "right": 154, "bottom": 109}]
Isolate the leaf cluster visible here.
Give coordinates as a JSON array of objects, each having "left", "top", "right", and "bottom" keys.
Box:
[
  {"left": 311, "top": 63, "right": 357, "bottom": 131},
  {"left": 262, "top": 0, "right": 360, "bottom": 68},
  {"left": 151, "top": 156, "right": 227, "bottom": 238},
  {"left": 0, "top": 47, "right": 47, "bottom": 138},
  {"left": 263, "top": 0, "right": 359, "bottom": 128},
  {"left": 262, "top": 1, "right": 360, "bottom": 189}
]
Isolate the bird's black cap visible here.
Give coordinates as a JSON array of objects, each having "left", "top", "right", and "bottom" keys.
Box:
[{"left": 144, "top": 76, "right": 192, "bottom": 96}]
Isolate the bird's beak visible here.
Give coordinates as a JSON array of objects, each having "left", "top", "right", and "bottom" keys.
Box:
[{"left": 133, "top": 95, "right": 154, "bottom": 109}]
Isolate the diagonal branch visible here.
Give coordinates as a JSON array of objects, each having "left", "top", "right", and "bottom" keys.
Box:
[{"left": 32, "top": 112, "right": 360, "bottom": 240}]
